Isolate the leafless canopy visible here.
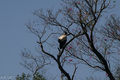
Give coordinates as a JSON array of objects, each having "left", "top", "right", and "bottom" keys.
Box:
[{"left": 22, "top": 0, "right": 119, "bottom": 80}]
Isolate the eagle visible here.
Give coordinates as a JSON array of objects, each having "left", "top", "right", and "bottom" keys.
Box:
[{"left": 58, "top": 32, "right": 67, "bottom": 49}]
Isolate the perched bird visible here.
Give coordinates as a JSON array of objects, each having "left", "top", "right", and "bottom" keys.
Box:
[{"left": 58, "top": 32, "right": 67, "bottom": 49}]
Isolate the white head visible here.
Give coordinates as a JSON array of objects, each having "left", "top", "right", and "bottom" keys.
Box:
[
  {"left": 59, "top": 35, "right": 66, "bottom": 40},
  {"left": 58, "top": 31, "right": 67, "bottom": 40}
]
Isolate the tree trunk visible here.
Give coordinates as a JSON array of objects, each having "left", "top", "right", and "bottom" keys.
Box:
[
  {"left": 57, "top": 61, "right": 71, "bottom": 80},
  {"left": 91, "top": 43, "right": 115, "bottom": 80}
]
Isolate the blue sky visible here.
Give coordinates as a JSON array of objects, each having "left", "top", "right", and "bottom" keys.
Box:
[
  {"left": 0, "top": 0, "right": 120, "bottom": 79},
  {"left": 0, "top": 0, "right": 59, "bottom": 76}
]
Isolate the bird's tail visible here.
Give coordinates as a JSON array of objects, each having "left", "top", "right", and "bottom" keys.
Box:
[{"left": 60, "top": 44, "right": 63, "bottom": 49}]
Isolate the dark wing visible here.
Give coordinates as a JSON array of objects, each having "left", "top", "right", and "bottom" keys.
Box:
[{"left": 58, "top": 39, "right": 61, "bottom": 43}]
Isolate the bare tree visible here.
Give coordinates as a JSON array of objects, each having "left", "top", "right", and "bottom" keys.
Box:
[
  {"left": 102, "top": 14, "right": 120, "bottom": 80},
  {"left": 20, "top": 49, "right": 50, "bottom": 78},
  {"left": 24, "top": 0, "right": 119, "bottom": 80}
]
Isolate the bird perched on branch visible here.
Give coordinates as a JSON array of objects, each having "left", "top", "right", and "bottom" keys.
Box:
[{"left": 58, "top": 32, "right": 67, "bottom": 49}]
